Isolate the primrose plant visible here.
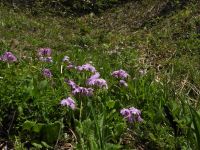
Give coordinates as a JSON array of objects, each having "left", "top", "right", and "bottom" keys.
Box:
[
  {"left": 0, "top": 48, "right": 143, "bottom": 149},
  {"left": 38, "top": 48, "right": 53, "bottom": 62}
]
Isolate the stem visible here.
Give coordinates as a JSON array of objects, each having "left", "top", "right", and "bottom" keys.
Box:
[
  {"left": 7, "top": 111, "right": 16, "bottom": 136},
  {"left": 79, "top": 99, "right": 83, "bottom": 121},
  {"left": 60, "top": 65, "right": 63, "bottom": 74},
  {"left": 54, "top": 119, "right": 63, "bottom": 149},
  {"left": 7, "top": 63, "right": 10, "bottom": 68}
]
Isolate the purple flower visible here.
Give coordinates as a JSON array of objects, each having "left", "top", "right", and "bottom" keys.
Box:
[
  {"left": 129, "top": 107, "right": 143, "bottom": 122},
  {"left": 72, "top": 86, "right": 81, "bottom": 95},
  {"left": 38, "top": 48, "right": 53, "bottom": 63},
  {"left": 77, "top": 63, "right": 96, "bottom": 73},
  {"left": 120, "top": 108, "right": 133, "bottom": 122},
  {"left": 129, "top": 107, "right": 141, "bottom": 115},
  {"left": 84, "top": 88, "right": 94, "bottom": 96},
  {"left": 72, "top": 86, "right": 94, "bottom": 96},
  {"left": 66, "top": 79, "right": 94, "bottom": 96},
  {"left": 1, "top": 52, "right": 17, "bottom": 62},
  {"left": 87, "top": 78, "right": 108, "bottom": 89},
  {"left": 87, "top": 72, "right": 108, "bottom": 89},
  {"left": 119, "top": 80, "right": 128, "bottom": 87},
  {"left": 60, "top": 97, "right": 76, "bottom": 110},
  {"left": 112, "top": 69, "right": 129, "bottom": 79},
  {"left": 42, "top": 68, "right": 52, "bottom": 78},
  {"left": 38, "top": 48, "right": 52, "bottom": 57},
  {"left": 66, "top": 80, "right": 77, "bottom": 89},
  {"left": 88, "top": 72, "right": 100, "bottom": 80},
  {"left": 120, "top": 107, "right": 143, "bottom": 123}
]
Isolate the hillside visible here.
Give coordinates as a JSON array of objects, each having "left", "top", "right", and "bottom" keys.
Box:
[{"left": 0, "top": 0, "right": 200, "bottom": 149}]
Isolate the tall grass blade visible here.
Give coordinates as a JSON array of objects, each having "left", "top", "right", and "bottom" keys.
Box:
[{"left": 190, "top": 106, "right": 200, "bottom": 149}]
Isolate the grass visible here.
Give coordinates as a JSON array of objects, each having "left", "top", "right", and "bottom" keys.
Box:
[{"left": 0, "top": 0, "right": 200, "bottom": 149}]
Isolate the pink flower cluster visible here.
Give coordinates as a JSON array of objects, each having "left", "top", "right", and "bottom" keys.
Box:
[
  {"left": 60, "top": 97, "right": 75, "bottom": 110},
  {"left": 38, "top": 48, "right": 51, "bottom": 57},
  {"left": 76, "top": 63, "right": 96, "bottom": 73},
  {"left": 120, "top": 107, "right": 143, "bottom": 123},
  {"left": 0, "top": 52, "right": 17, "bottom": 62},
  {"left": 112, "top": 69, "right": 129, "bottom": 87},
  {"left": 67, "top": 80, "right": 94, "bottom": 96},
  {"left": 42, "top": 68, "right": 52, "bottom": 78},
  {"left": 86, "top": 72, "right": 108, "bottom": 89},
  {"left": 64, "top": 60, "right": 109, "bottom": 99},
  {"left": 112, "top": 69, "right": 129, "bottom": 79},
  {"left": 38, "top": 48, "right": 53, "bottom": 62},
  {"left": 65, "top": 60, "right": 108, "bottom": 90}
]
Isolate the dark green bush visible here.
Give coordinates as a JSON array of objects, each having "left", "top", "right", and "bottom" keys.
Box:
[{"left": 1, "top": 0, "right": 130, "bottom": 14}]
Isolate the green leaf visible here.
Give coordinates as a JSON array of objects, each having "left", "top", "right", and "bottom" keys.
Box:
[
  {"left": 41, "top": 121, "right": 62, "bottom": 144},
  {"left": 38, "top": 80, "right": 48, "bottom": 89},
  {"left": 32, "top": 142, "right": 43, "bottom": 149},
  {"left": 106, "top": 100, "right": 115, "bottom": 109},
  {"left": 32, "top": 123, "right": 44, "bottom": 133},
  {"left": 190, "top": 106, "right": 200, "bottom": 149},
  {"left": 41, "top": 141, "right": 53, "bottom": 149},
  {"left": 18, "top": 106, "right": 23, "bottom": 115},
  {"left": 22, "top": 120, "right": 36, "bottom": 131},
  {"left": 149, "top": 133, "right": 156, "bottom": 141},
  {"left": 105, "top": 143, "right": 121, "bottom": 150}
]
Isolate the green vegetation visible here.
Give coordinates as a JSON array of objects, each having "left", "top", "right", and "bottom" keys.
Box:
[
  {"left": 1, "top": 0, "right": 129, "bottom": 15},
  {"left": 0, "top": 0, "right": 199, "bottom": 149}
]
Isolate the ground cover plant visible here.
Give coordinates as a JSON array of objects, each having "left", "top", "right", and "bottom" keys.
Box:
[{"left": 0, "top": 0, "right": 200, "bottom": 149}]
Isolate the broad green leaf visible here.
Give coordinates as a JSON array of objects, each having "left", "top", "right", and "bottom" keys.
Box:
[
  {"left": 38, "top": 80, "right": 48, "bottom": 89},
  {"left": 22, "top": 120, "right": 36, "bottom": 131},
  {"left": 32, "top": 123, "right": 44, "bottom": 133},
  {"left": 41, "top": 121, "right": 62, "bottom": 144}
]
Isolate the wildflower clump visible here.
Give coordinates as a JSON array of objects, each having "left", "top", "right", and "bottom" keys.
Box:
[
  {"left": 0, "top": 52, "right": 17, "bottom": 62},
  {"left": 38, "top": 48, "right": 53, "bottom": 62},
  {"left": 112, "top": 69, "right": 129, "bottom": 79},
  {"left": 60, "top": 97, "right": 76, "bottom": 110},
  {"left": 66, "top": 80, "right": 94, "bottom": 96},
  {"left": 77, "top": 63, "right": 96, "bottom": 73},
  {"left": 42, "top": 68, "right": 52, "bottom": 78},
  {"left": 112, "top": 69, "right": 129, "bottom": 87},
  {"left": 120, "top": 107, "right": 143, "bottom": 123},
  {"left": 87, "top": 72, "right": 108, "bottom": 89},
  {"left": 119, "top": 80, "right": 128, "bottom": 87},
  {"left": 38, "top": 48, "right": 51, "bottom": 57}
]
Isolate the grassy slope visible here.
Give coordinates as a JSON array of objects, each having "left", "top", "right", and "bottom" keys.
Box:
[
  {"left": 0, "top": 0, "right": 200, "bottom": 149},
  {"left": 89, "top": 0, "right": 200, "bottom": 99}
]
